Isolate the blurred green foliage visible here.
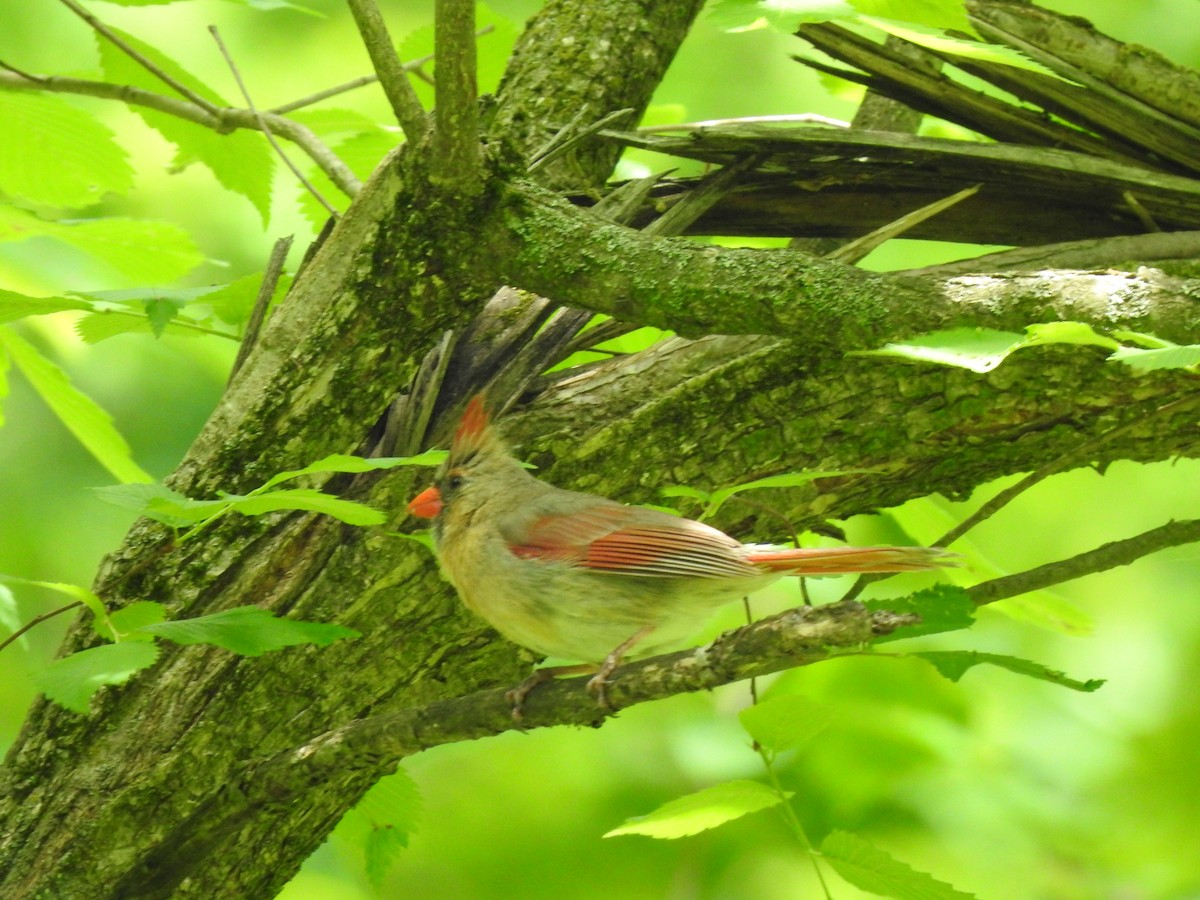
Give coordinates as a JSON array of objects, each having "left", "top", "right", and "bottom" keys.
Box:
[{"left": 2, "top": 0, "right": 1199, "bottom": 897}]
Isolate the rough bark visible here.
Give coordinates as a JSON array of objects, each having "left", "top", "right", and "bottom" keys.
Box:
[{"left": 1, "top": 1, "right": 1198, "bottom": 897}]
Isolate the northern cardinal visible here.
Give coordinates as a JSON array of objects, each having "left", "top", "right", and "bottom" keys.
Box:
[{"left": 409, "top": 396, "right": 952, "bottom": 708}]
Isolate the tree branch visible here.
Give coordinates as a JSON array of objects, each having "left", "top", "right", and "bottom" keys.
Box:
[
  {"left": 490, "top": 179, "right": 1200, "bottom": 344},
  {"left": 0, "top": 71, "right": 362, "bottom": 197},
  {"left": 431, "top": 0, "right": 481, "bottom": 190},
  {"left": 967, "top": 518, "right": 1200, "bottom": 605},
  {"left": 345, "top": 0, "right": 429, "bottom": 143}
]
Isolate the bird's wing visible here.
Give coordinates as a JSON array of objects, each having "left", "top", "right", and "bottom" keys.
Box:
[{"left": 503, "top": 501, "right": 759, "bottom": 578}]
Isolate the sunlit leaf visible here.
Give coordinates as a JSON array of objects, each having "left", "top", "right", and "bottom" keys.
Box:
[
  {"left": 739, "top": 693, "right": 833, "bottom": 753},
  {"left": 821, "top": 830, "right": 978, "bottom": 899},
  {"left": 851, "top": 0, "right": 971, "bottom": 33},
  {"left": 0, "top": 327, "right": 152, "bottom": 484},
  {"left": 74, "top": 310, "right": 216, "bottom": 344},
  {"left": 97, "top": 28, "right": 274, "bottom": 224},
  {"left": 0, "top": 92, "right": 133, "bottom": 207},
  {"left": 1022, "top": 321, "right": 1120, "bottom": 351},
  {"left": 106, "top": 601, "right": 168, "bottom": 640},
  {"left": 133, "top": 605, "right": 360, "bottom": 656},
  {"left": 863, "top": 584, "right": 975, "bottom": 642},
  {"left": 355, "top": 769, "right": 422, "bottom": 886},
  {"left": 915, "top": 650, "right": 1104, "bottom": 692},
  {"left": 220, "top": 488, "right": 386, "bottom": 525},
  {"left": 604, "top": 780, "right": 786, "bottom": 839},
  {"left": 260, "top": 451, "right": 448, "bottom": 490},
  {"left": 33, "top": 642, "right": 161, "bottom": 713},
  {"left": 707, "top": 0, "right": 856, "bottom": 33},
  {"left": 0, "top": 289, "right": 93, "bottom": 324},
  {"left": 1109, "top": 344, "right": 1200, "bottom": 372},
  {"left": 854, "top": 328, "right": 1024, "bottom": 373},
  {"left": 0, "top": 205, "right": 203, "bottom": 283},
  {"left": 990, "top": 590, "right": 1093, "bottom": 636}
]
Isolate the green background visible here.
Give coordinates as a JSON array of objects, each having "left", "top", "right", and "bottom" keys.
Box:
[{"left": 2, "top": 1, "right": 1199, "bottom": 896}]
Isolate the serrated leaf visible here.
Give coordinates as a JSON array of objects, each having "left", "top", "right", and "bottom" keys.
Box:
[
  {"left": 0, "top": 327, "right": 152, "bottom": 484},
  {"left": 144, "top": 298, "right": 183, "bottom": 337},
  {"left": 857, "top": 16, "right": 1063, "bottom": 77},
  {"left": 863, "top": 584, "right": 975, "bottom": 642},
  {"left": 205, "top": 272, "right": 292, "bottom": 326},
  {"left": 0, "top": 205, "right": 203, "bottom": 283},
  {"left": 0, "top": 583, "right": 21, "bottom": 644},
  {"left": 739, "top": 694, "right": 833, "bottom": 753},
  {"left": 854, "top": 328, "right": 1024, "bottom": 373},
  {"left": 133, "top": 605, "right": 359, "bottom": 656},
  {"left": 1109, "top": 344, "right": 1200, "bottom": 372},
  {"left": 221, "top": 488, "right": 386, "bottom": 525},
  {"left": 914, "top": 650, "right": 1104, "bottom": 692},
  {"left": 604, "top": 780, "right": 786, "bottom": 839},
  {"left": 0, "top": 92, "right": 134, "bottom": 207},
  {"left": 0, "top": 289, "right": 94, "bottom": 324},
  {"left": 97, "top": 29, "right": 274, "bottom": 224},
  {"left": 822, "top": 830, "right": 978, "bottom": 899},
  {"left": 0, "top": 576, "right": 108, "bottom": 627},
  {"left": 364, "top": 826, "right": 408, "bottom": 889},
  {"left": 261, "top": 451, "right": 448, "bottom": 490},
  {"left": 33, "top": 642, "right": 161, "bottom": 713},
  {"left": 385, "top": 530, "right": 436, "bottom": 552},
  {"left": 298, "top": 129, "right": 396, "bottom": 227}
]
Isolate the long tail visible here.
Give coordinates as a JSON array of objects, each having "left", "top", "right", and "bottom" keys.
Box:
[{"left": 744, "top": 545, "right": 956, "bottom": 575}]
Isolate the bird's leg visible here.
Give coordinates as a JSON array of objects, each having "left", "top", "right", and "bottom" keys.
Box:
[
  {"left": 506, "top": 663, "right": 597, "bottom": 723},
  {"left": 587, "top": 626, "right": 655, "bottom": 709}
]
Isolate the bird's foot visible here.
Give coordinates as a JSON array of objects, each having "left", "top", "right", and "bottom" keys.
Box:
[{"left": 505, "top": 664, "right": 598, "bottom": 723}]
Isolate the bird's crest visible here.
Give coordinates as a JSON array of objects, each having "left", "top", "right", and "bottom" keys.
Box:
[{"left": 450, "top": 393, "right": 504, "bottom": 462}]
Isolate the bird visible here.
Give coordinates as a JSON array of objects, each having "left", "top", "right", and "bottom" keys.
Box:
[{"left": 408, "top": 395, "right": 953, "bottom": 711}]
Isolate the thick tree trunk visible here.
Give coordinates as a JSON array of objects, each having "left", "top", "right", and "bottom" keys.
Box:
[{"left": 1, "top": 1, "right": 1197, "bottom": 897}]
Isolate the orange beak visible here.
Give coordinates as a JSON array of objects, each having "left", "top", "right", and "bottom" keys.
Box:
[{"left": 407, "top": 486, "right": 443, "bottom": 519}]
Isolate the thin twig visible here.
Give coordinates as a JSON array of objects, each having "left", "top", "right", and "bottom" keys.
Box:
[
  {"left": 432, "top": 0, "right": 482, "bottom": 189},
  {"left": 642, "top": 152, "right": 767, "bottom": 238},
  {"left": 528, "top": 108, "right": 635, "bottom": 173},
  {"left": 967, "top": 518, "right": 1200, "bottom": 606},
  {"left": 0, "top": 71, "right": 362, "bottom": 197},
  {"left": 824, "top": 184, "right": 981, "bottom": 265},
  {"left": 57, "top": 0, "right": 219, "bottom": 115},
  {"left": 638, "top": 114, "right": 850, "bottom": 133},
  {"left": 230, "top": 236, "right": 294, "bottom": 382},
  {"left": 345, "top": 0, "right": 429, "bottom": 142},
  {"left": 209, "top": 27, "right": 340, "bottom": 217},
  {"left": 0, "top": 602, "right": 82, "bottom": 655}
]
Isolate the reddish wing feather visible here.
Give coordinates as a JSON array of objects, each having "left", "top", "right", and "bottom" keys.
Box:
[{"left": 509, "top": 505, "right": 758, "bottom": 578}]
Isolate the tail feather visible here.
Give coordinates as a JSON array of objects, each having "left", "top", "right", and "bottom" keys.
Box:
[{"left": 744, "top": 545, "right": 956, "bottom": 575}]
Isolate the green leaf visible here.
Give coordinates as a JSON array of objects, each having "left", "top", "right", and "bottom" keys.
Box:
[
  {"left": 385, "top": 530, "right": 436, "bottom": 552},
  {"left": 260, "top": 451, "right": 448, "bottom": 490},
  {"left": 33, "top": 642, "right": 161, "bottom": 713},
  {"left": 0, "top": 205, "right": 203, "bottom": 283},
  {"left": 665, "top": 469, "right": 876, "bottom": 520},
  {"left": 75, "top": 310, "right": 214, "bottom": 344},
  {"left": 144, "top": 298, "right": 182, "bottom": 337},
  {"left": 914, "top": 650, "right": 1104, "bottom": 692},
  {"left": 850, "top": 0, "right": 971, "bottom": 33},
  {"left": 297, "top": 129, "right": 396, "bottom": 227},
  {"left": 0, "top": 92, "right": 134, "bottom": 207},
  {"left": 107, "top": 601, "right": 168, "bottom": 640},
  {"left": 990, "top": 590, "right": 1093, "bottom": 636},
  {"left": 863, "top": 584, "right": 975, "bottom": 643},
  {"left": 220, "top": 488, "right": 386, "bottom": 526},
  {"left": 1109, "top": 344, "right": 1200, "bottom": 372},
  {"left": 0, "top": 289, "right": 94, "bottom": 324},
  {"left": 0, "top": 327, "right": 152, "bottom": 484},
  {"left": 1022, "top": 321, "right": 1121, "bottom": 351},
  {"left": 707, "top": 0, "right": 856, "bottom": 32},
  {"left": 0, "top": 339, "right": 8, "bottom": 427},
  {"left": 355, "top": 769, "right": 422, "bottom": 887},
  {"left": 604, "top": 780, "right": 787, "bottom": 839},
  {"left": 854, "top": 328, "right": 1024, "bottom": 373},
  {"left": 0, "top": 576, "right": 108, "bottom": 629},
  {"left": 0, "top": 583, "right": 21, "bottom": 644},
  {"left": 97, "top": 29, "right": 274, "bottom": 225},
  {"left": 821, "top": 830, "right": 978, "bottom": 899},
  {"left": 739, "top": 693, "right": 833, "bottom": 754},
  {"left": 133, "top": 605, "right": 359, "bottom": 656},
  {"left": 205, "top": 272, "right": 293, "bottom": 326},
  {"left": 90, "top": 483, "right": 222, "bottom": 527}
]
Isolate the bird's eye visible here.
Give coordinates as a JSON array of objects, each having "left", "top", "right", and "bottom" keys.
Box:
[{"left": 445, "top": 473, "right": 465, "bottom": 491}]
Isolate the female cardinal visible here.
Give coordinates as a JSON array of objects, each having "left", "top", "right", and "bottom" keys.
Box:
[{"left": 408, "top": 396, "right": 952, "bottom": 707}]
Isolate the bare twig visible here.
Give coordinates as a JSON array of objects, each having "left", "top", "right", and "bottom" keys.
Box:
[
  {"left": 209, "top": 27, "right": 340, "bottom": 217},
  {"left": 432, "top": 0, "right": 482, "bottom": 189},
  {"left": 57, "top": 0, "right": 219, "bottom": 115},
  {"left": 0, "top": 602, "right": 82, "bottom": 655},
  {"left": 642, "top": 153, "right": 767, "bottom": 238},
  {"left": 0, "top": 71, "right": 362, "bottom": 197},
  {"left": 967, "top": 518, "right": 1200, "bottom": 606},
  {"left": 825, "top": 184, "right": 981, "bottom": 265},
  {"left": 345, "top": 0, "right": 429, "bottom": 142},
  {"left": 230, "top": 236, "right": 294, "bottom": 382},
  {"left": 528, "top": 108, "right": 635, "bottom": 174}
]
